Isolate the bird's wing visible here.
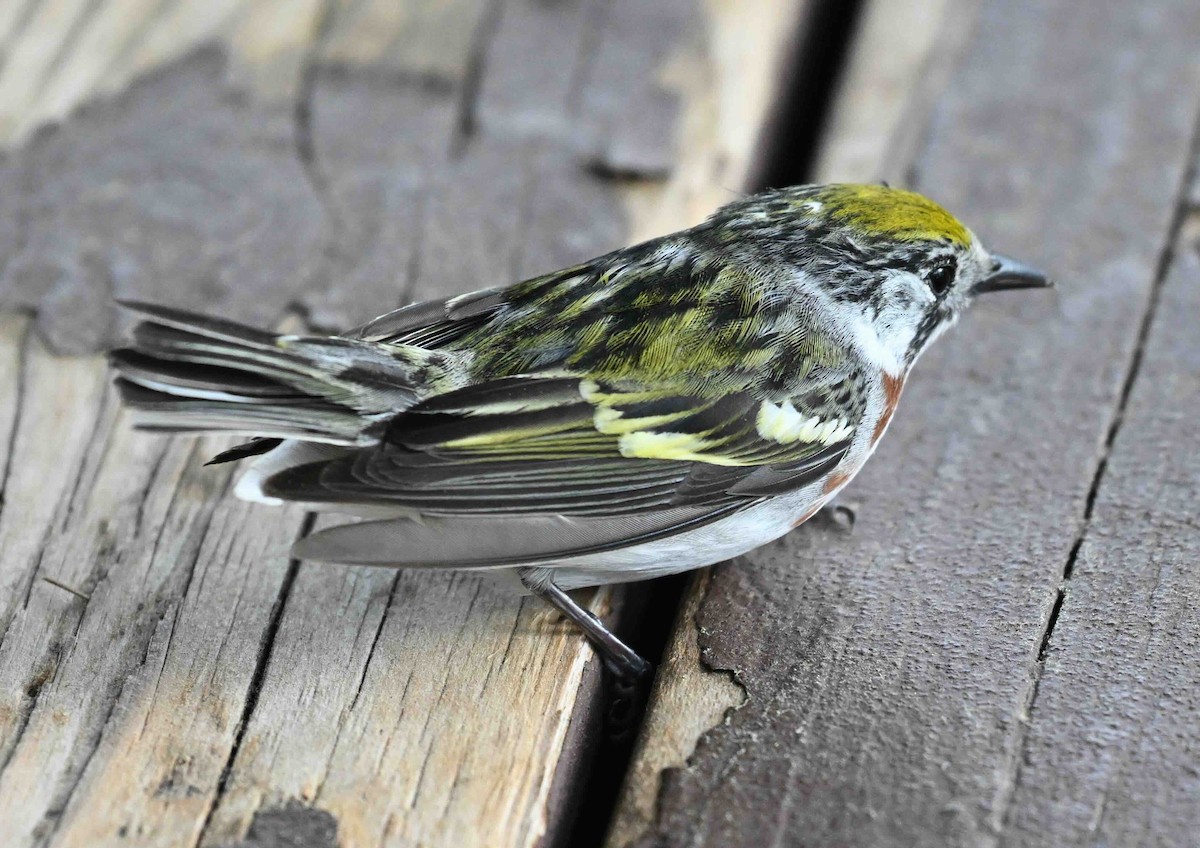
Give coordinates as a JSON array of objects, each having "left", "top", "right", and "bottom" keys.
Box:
[
  {"left": 263, "top": 374, "right": 854, "bottom": 517},
  {"left": 345, "top": 285, "right": 510, "bottom": 347}
]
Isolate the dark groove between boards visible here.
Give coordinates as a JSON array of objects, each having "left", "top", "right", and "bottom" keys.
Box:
[
  {"left": 996, "top": 106, "right": 1200, "bottom": 838},
  {"left": 751, "top": 0, "right": 865, "bottom": 192},
  {"left": 564, "top": 1, "right": 866, "bottom": 845},
  {"left": 560, "top": 574, "right": 685, "bottom": 848}
]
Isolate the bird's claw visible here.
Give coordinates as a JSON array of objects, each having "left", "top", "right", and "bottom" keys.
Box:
[{"left": 820, "top": 503, "right": 857, "bottom": 532}]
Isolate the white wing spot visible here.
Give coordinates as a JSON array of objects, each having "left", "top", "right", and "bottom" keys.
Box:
[{"left": 757, "top": 401, "right": 853, "bottom": 445}]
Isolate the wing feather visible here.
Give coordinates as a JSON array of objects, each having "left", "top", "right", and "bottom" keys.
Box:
[
  {"left": 292, "top": 505, "right": 744, "bottom": 567},
  {"left": 262, "top": 376, "right": 853, "bottom": 518}
]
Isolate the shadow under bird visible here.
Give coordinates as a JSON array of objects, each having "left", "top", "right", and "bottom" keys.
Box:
[{"left": 109, "top": 183, "right": 1052, "bottom": 680}]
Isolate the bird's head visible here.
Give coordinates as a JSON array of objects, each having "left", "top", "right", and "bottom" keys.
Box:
[{"left": 710, "top": 183, "right": 1052, "bottom": 373}]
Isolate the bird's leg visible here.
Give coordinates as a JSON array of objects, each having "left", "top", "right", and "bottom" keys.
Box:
[{"left": 518, "top": 567, "right": 652, "bottom": 683}]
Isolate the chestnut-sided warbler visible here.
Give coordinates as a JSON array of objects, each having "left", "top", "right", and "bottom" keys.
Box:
[{"left": 111, "top": 183, "right": 1051, "bottom": 678}]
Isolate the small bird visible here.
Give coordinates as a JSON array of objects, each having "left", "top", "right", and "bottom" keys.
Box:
[{"left": 110, "top": 183, "right": 1051, "bottom": 679}]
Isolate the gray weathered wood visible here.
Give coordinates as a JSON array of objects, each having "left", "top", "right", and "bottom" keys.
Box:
[
  {"left": 619, "top": 1, "right": 1200, "bottom": 845},
  {"left": 0, "top": 49, "right": 328, "bottom": 355},
  {"left": 605, "top": 570, "right": 744, "bottom": 848},
  {"left": 997, "top": 166, "right": 1200, "bottom": 847}
]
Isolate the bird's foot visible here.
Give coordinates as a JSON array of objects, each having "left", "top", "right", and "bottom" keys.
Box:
[{"left": 818, "top": 502, "right": 857, "bottom": 532}]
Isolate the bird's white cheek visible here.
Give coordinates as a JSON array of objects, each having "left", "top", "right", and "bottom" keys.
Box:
[
  {"left": 845, "top": 312, "right": 903, "bottom": 374},
  {"left": 877, "top": 303, "right": 930, "bottom": 371}
]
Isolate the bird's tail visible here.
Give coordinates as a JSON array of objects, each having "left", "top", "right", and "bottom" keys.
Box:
[{"left": 109, "top": 300, "right": 454, "bottom": 448}]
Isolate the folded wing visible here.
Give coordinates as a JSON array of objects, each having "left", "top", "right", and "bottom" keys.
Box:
[{"left": 265, "top": 376, "right": 852, "bottom": 516}]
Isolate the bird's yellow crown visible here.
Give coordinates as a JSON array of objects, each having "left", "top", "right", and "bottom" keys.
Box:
[{"left": 809, "top": 183, "right": 972, "bottom": 246}]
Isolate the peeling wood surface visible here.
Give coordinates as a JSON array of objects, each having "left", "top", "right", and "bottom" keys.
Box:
[
  {"left": 609, "top": 1, "right": 966, "bottom": 843},
  {"left": 0, "top": 1, "right": 811, "bottom": 847},
  {"left": 605, "top": 570, "right": 744, "bottom": 848},
  {"left": 618, "top": 1, "right": 1200, "bottom": 846}
]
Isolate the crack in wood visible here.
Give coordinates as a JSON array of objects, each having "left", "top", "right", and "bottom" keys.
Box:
[
  {"left": 344, "top": 570, "right": 401, "bottom": 715},
  {"left": 41, "top": 651, "right": 140, "bottom": 843},
  {"left": 135, "top": 602, "right": 183, "bottom": 743},
  {"left": 31, "top": 440, "right": 233, "bottom": 846},
  {"left": 0, "top": 316, "right": 30, "bottom": 531},
  {"left": 993, "top": 107, "right": 1200, "bottom": 843},
  {"left": 452, "top": 0, "right": 506, "bottom": 155},
  {"left": 294, "top": 0, "right": 343, "bottom": 241},
  {"left": 0, "top": 640, "right": 60, "bottom": 791},
  {"left": 195, "top": 511, "right": 314, "bottom": 847}
]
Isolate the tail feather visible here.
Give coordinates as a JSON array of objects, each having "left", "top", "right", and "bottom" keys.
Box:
[
  {"left": 117, "top": 299, "right": 281, "bottom": 348},
  {"left": 109, "top": 349, "right": 301, "bottom": 402},
  {"left": 128, "top": 322, "right": 353, "bottom": 401},
  {"left": 110, "top": 301, "right": 454, "bottom": 447},
  {"left": 113, "top": 378, "right": 364, "bottom": 443}
]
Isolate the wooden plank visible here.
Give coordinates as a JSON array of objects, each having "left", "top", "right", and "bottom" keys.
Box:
[
  {"left": 0, "top": 0, "right": 256, "bottom": 142},
  {"left": 0, "top": 319, "right": 109, "bottom": 637},
  {"left": 613, "top": 1, "right": 1200, "bottom": 845},
  {"left": 319, "top": 0, "right": 492, "bottom": 82},
  {"left": 998, "top": 166, "right": 1200, "bottom": 846},
  {"left": 0, "top": 1, "right": 815, "bottom": 846}
]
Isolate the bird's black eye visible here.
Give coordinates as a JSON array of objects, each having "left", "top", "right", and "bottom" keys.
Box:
[{"left": 925, "top": 258, "right": 957, "bottom": 296}]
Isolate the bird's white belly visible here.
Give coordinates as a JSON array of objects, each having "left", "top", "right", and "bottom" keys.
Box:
[{"left": 548, "top": 486, "right": 832, "bottom": 590}]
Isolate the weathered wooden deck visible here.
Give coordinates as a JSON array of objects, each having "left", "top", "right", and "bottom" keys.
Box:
[{"left": 0, "top": 1, "right": 1198, "bottom": 846}]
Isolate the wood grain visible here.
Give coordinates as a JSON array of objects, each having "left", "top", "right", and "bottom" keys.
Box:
[
  {"left": 618, "top": 1, "right": 1200, "bottom": 845},
  {"left": 997, "top": 165, "right": 1200, "bottom": 847},
  {"left": 0, "top": 1, "right": 815, "bottom": 846}
]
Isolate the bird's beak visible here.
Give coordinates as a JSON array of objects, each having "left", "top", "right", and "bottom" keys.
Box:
[{"left": 972, "top": 254, "right": 1054, "bottom": 295}]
